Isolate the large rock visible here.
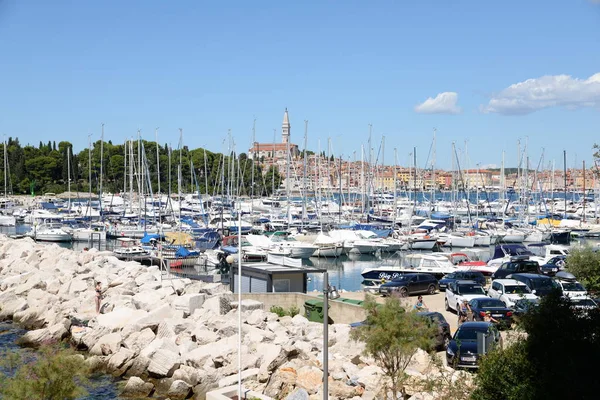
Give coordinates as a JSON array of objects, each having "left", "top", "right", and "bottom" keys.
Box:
[
  {"left": 173, "top": 293, "right": 206, "bottom": 316},
  {"left": 218, "top": 368, "right": 260, "bottom": 388},
  {"left": 147, "top": 348, "right": 180, "bottom": 377},
  {"left": 12, "top": 306, "right": 46, "bottom": 329},
  {"left": 121, "top": 376, "right": 154, "bottom": 398},
  {"left": 191, "top": 327, "right": 219, "bottom": 346},
  {"left": 124, "top": 328, "right": 156, "bottom": 355},
  {"left": 246, "top": 309, "right": 268, "bottom": 327},
  {"left": 95, "top": 308, "right": 147, "bottom": 330},
  {"left": 201, "top": 293, "right": 232, "bottom": 315},
  {"left": 199, "top": 282, "right": 229, "bottom": 296},
  {"left": 264, "top": 366, "right": 298, "bottom": 398},
  {"left": 231, "top": 299, "right": 263, "bottom": 312},
  {"left": 17, "top": 328, "right": 51, "bottom": 347},
  {"left": 89, "top": 332, "right": 123, "bottom": 356},
  {"left": 167, "top": 379, "right": 192, "bottom": 400},
  {"left": 107, "top": 348, "right": 135, "bottom": 373},
  {"left": 123, "top": 355, "right": 151, "bottom": 378},
  {"left": 132, "top": 290, "right": 163, "bottom": 311},
  {"left": 172, "top": 365, "right": 201, "bottom": 387},
  {"left": 295, "top": 366, "right": 323, "bottom": 395},
  {"left": 68, "top": 278, "right": 90, "bottom": 296},
  {"left": 0, "top": 294, "right": 28, "bottom": 320},
  {"left": 285, "top": 388, "right": 309, "bottom": 400}
]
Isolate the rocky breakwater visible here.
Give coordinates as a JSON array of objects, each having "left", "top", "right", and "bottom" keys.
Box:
[{"left": 0, "top": 235, "right": 472, "bottom": 400}]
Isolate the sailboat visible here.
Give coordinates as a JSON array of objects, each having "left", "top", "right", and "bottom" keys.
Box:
[{"left": 0, "top": 138, "right": 16, "bottom": 226}]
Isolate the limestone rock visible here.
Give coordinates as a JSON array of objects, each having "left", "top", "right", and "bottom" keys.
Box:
[
  {"left": 172, "top": 365, "right": 201, "bottom": 387},
  {"left": 123, "top": 355, "right": 151, "bottom": 378},
  {"left": 173, "top": 293, "right": 206, "bottom": 316},
  {"left": 89, "top": 332, "right": 122, "bottom": 356},
  {"left": 264, "top": 367, "right": 298, "bottom": 398},
  {"left": 246, "top": 309, "right": 267, "bottom": 327},
  {"left": 132, "top": 290, "right": 163, "bottom": 311},
  {"left": 121, "top": 376, "right": 154, "bottom": 398},
  {"left": 18, "top": 328, "right": 51, "bottom": 347},
  {"left": 201, "top": 293, "right": 232, "bottom": 315},
  {"left": 147, "top": 348, "right": 180, "bottom": 377},
  {"left": 167, "top": 379, "right": 192, "bottom": 400},
  {"left": 231, "top": 299, "right": 263, "bottom": 312},
  {"left": 95, "top": 308, "right": 147, "bottom": 330},
  {"left": 107, "top": 348, "right": 135, "bottom": 372},
  {"left": 296, "top": 366, "right": 323, "bottom": 395},
  {"left": 218, "top": 368, "right": 260, "bottom": 388},
  {"left": 199, "top": 282, "right": 228, "bottom": 296},
  {"left": 191, "top": 327, "right": 219, "bottom": 346},
  {"left": 123, "top": 328, "right": 156, "bottom": 355},
  {"left": 286, "top": 388, "right": 310, "bottom": 400}
]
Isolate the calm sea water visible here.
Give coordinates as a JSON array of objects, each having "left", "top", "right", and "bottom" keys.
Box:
[{"left": 0, "top": 322, "right": 121, "bottom": 399}]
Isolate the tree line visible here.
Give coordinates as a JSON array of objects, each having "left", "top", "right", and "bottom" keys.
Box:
[{"left": 0, "top": 138, "right": 282, "bottom": 197}]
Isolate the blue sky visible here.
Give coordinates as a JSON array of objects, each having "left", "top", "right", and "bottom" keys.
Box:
[{"left": 0, "top": 0, "right": 599, "bottom": 170}]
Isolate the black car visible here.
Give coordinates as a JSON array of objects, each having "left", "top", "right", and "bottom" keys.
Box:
[
  {"left": 512, "top": 298, "right": 540, "bottom": 317},
  {"left": 491, "top": 256, "right": 541, "bottom": 280},
  {"left": 446, "top": 321, "right": 502, "bottom": 369},
  {"left": 509, "top": 273, "right": 562, "bottom": 297},
  {"left": 417, "top": 311, "right": 452, "bottom": 350},
  {"left": 468, "top": 297, "right": 513, "bottom": 329},
  {"left": 439, "top": 271, "right": 486, "bottom": 291},
  {"left": 539, "top": 255, "right": 566, "bottom": 276},
  {"left": 378, "top": 273, "right": 438, "bottom": 297}
]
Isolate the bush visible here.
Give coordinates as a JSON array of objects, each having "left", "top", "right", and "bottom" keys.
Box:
[
  {"left": 269, "top": 305, "right": 300, "bottom": 318},
  {"left": 565, "top": 246, "right": 600, "bottom": 295},
  {"left": 269, "top": 306, "right": 287, "bottom": 317},
  {"left": 0, "top": 345, "right": 91, "bottom": 400}
]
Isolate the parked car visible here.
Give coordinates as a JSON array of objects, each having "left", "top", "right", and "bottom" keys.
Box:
[
  {"left": 491, "top": 256, "right": 541, "bottom": 280},
  {"left": 378, "top": 273, "right": 438, "bottom": 297},
  {"left": 445, "top": 280, "right": 489, "bottom": 313},
  {"left": 554, "top": 271, "right": 587, "bottom": 298},
  {"left": 568, "top": 296, "right": 598, "bottom": 311},
  {"left": 512, "top": 297, "right": 540, "bottom": 317},
  {"left": 509, "top": 273, "right": 562, "bottom": 297},
  {"left": 416, "top": 311, "right": 452, "bottom": 350},
  {"left": 438, "top": 271, "right": 486, "bottom": 291},
  {"left": 446, "top": 321, "right": 502, "bottom": 369},
  {"left": 468, "top": 297, "right": 513, "bottom": 329},
  {"left": 539, "top": 255, "right": 566, "bottom": 276},
  {"left": 487, "top": 278, "right": 539, "bottom": 308}
]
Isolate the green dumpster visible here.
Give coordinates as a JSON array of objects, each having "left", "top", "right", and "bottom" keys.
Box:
[
  {"left": 304, "top": 299, "right": 330, "bottom": 323},
  {"left": 341, "top": 299, "right": 364, "bottom": 307}
]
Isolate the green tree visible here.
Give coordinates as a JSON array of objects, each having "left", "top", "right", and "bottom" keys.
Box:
[
  {"left": 0, "top": 346, "right": 91, "bottom": 400},
  {"left": 350, "top": 295, "right": 436, "bottom": 400},
  {"left": 565, "top": 246, "right": 600, "bottom": 294},
  {"left": 473, "top": 291, "right": 600, "bottom": 400}
]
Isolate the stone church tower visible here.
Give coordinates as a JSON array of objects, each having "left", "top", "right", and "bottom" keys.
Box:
[{"left": 282, "top": 108, "right": 290, "bottom": 144}]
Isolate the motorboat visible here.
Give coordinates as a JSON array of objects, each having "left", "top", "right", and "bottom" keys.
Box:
[
  {"left": 361, "top": 253, "right": 461, "bottom": 282},
  {"left": 312, "top": 233, "right": 344, "bottom": 257},
  {"left": 26, "top": 223, "right": 72, "bottom": 242}
]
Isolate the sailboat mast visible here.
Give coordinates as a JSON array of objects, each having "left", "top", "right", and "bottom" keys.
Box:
[
  {"left": 67, "top": 144, "right": 71, "bottom": 210},
  {"left": 251, "top": 119, "right": 256, "bottom": 203},
  {"left": 3, "top": 136, "right": 7, "bottom": 197},
  {"left": 156, "top": 128, "right": 160, "bottom": 195},
  {"left": 393, "top": 147, "right": 397, "bottom": 224},
  {"left": 564, "top": 150, "right": 567, "bottom": 219},
  {"left": 432, "top": 128, "right": 436, "bottom": 211},
  {"left": 88, "top": 133, "right": 92, "bottom": 227},
  {"left": 100, "top": 123, "right": 104, "bottom": 219},
  {"left": 303, "top": 120, "right": 308, "bottom": 227}
]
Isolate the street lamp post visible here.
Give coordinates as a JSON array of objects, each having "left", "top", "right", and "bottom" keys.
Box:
[{"left": 323, "top": 272, "right": 340, "bottom": 400}]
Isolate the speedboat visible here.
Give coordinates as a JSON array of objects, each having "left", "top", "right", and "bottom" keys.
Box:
[
  {"left": 27, "top": 223, "right": 72, "bottom": 242},
  {"left": 361, "top": 253, "right": 461, "bottom": 282}
]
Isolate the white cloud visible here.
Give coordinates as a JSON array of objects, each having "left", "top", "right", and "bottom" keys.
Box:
[
  {"left": 482, "top": 72, "right": 600, "bottom": 115},
  {"left": 414, "top": 92, "right": 462, "bottom": 115}
]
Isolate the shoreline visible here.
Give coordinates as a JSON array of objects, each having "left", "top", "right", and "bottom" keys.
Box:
[{"left": 0, "top": 235, "right": 471, "bottom": 399}]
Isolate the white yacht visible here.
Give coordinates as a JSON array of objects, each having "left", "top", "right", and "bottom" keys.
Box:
[{"left": 27, "top": 223, "right": 72, "bottom": 242}]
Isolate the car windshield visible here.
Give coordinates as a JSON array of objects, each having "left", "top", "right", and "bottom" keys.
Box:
[
  {"left": 477, "top": 299, "right": 506, "bottom": 308},
  {"left": 457, "top": 285, "right": 485, "bottom": 295},
  {"left": 444, "top": 273, "right": 456, "bottom": 279},
  {"left": 504, "top": 285, "right": 531, "bottom": 294},
  {"left": 531, "top": 278, "right": 558, "bottom": 290},
  {"left": 562, "top": 282, "right": 585, "bottom": 291},
  {"left": 455, "top": 327, "right": 488, "bottom": 341}
]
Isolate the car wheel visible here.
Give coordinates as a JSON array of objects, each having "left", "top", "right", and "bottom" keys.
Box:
[
  {"left": 427, "top": 284, "right": 436, "bottom": 295},
  {"left": 445, "top": 298, "right": 450, "bottom": 311},
  {"left": 399, "top": 287, "right": 408, "bottom": 297}
]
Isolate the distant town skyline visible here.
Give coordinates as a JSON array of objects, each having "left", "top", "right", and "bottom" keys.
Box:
[{"left": 1, "top": 1, "right": 599, "bottom": 169}]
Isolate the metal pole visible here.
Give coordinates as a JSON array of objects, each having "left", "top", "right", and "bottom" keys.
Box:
[
  {"left": 237, "top": 209, "right": 243, "bottom": 399},
  {"left": 323, "top": 271, "right": 329, "bottom": 400}
]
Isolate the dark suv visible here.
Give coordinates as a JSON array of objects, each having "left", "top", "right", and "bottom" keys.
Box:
[
  {"left": 417, "top": 311, "right": 452, "bottom": 350},
  {"left": 378, "top": 273, "right": 438, "bottom": 297},
  {"left": 509, "top": 273, "right": 562, "bottom": 297},
  {"left": 491, "top": 256, "right": 540, "bottom": 280},
  {"left": 439, "top": 271, "right": 486, "bottom": 291}
]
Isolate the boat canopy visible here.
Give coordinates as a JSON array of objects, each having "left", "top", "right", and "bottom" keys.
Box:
[{"left": 140, "top": 233, "right": 164, "bottom": 244}]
